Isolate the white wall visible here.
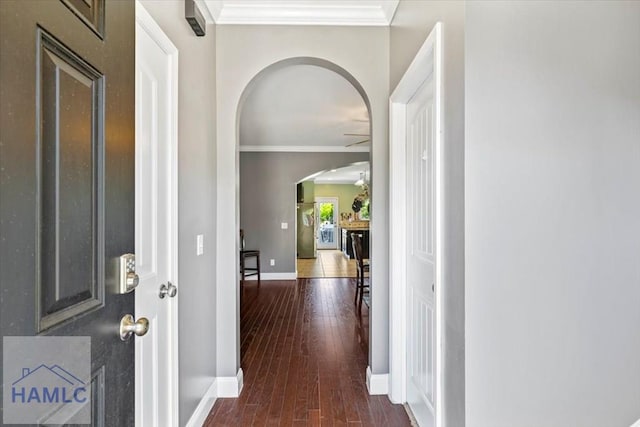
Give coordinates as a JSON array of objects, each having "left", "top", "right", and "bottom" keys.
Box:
[
  {"left": 466, "top": 2, "right": 640, "bottom": 426},
  {"left": 138, "top": 2, "right": 218, "bottom": 425},
  {"left": 216, "top": 25, "right": 390, "bottom": 378},
  {"left": 390, "top": 1, "right": 466, "bottom": 425}
]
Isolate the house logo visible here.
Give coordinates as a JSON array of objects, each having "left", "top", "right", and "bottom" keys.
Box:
[
  {"left": 11, "top": 364, "right": 88, "bottom": 405},
  {"left": 3, "top": 336, "right": 91, "bottom": 424}
]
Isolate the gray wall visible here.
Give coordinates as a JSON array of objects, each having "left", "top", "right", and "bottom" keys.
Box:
[
  {"left": 139, "top": 2, "right": 217, "bottom": 425},
  {"left": 240, "top": 152, "right": 369, "bottom": 273},
  {"left": 465, "top": 2, "right": 640, "bottom": 426},
  {"left": 390, "top": 2, "right": 466, "bottom": 425}
]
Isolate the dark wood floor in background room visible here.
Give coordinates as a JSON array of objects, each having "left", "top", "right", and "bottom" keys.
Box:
[{"left": 204, "top": 278, "right": 411, "bottom": 426}]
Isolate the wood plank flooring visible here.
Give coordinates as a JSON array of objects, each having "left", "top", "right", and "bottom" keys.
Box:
[{"left": 204, "top": 278, "right": 410, "bottom": 426}]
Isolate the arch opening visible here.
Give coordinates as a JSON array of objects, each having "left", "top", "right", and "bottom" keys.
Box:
[{"left": 236, "top": 57, "right": 374, "bottom": 367}]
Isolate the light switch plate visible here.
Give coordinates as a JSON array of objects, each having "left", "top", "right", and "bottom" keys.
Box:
[
  {"left": 196, "top": 234, "right": 204, "bottom": 256},
  {"left": 281, "top": 222, "right": 288, "bottom": 229}
]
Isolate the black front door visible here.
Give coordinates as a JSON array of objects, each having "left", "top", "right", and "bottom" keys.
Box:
[{"left": 1, "top": 0, "right": 135, "bottom": 425}]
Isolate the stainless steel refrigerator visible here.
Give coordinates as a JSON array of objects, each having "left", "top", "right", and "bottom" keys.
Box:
[{"left": 296, "top": 203, "right": 316, "bottom": 258}]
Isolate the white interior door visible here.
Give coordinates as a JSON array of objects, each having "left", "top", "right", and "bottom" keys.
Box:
[
  {"left": 135, "top": 3, "right": 179, "bottom": 426},
  {"left": 316, "top": 197, "right": 339, "bottom": 250},
  {"left": 406, "top": 76, "right": 436, "bottom": 427}
]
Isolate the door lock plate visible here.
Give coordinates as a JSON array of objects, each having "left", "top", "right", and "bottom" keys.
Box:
[{"left": 118, "top": 253, "right": 139, "bottom": 294}]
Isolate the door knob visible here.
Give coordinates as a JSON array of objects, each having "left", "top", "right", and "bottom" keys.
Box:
[
  {"left": 119, "top": 314, "right": 149, "bottom": 341},
  {"left": 159, "top": 282, "right": 177, "bottom": 299}
]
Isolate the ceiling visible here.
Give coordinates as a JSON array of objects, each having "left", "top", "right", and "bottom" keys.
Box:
[
  {"left": 239, "top": 64, "right": 370, "bottom": 151},
  {"left": 309, "top": 162, "right": 370, "bottom": 185},
  {"left": 199, "top": 1, "right": 399, "bottom": 26}
]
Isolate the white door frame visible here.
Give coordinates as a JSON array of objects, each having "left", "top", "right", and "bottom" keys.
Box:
[
  {"left": 389, "top": 22, "right": 443, "bottom": 425},
  {"left": 315, "top": 196, "right": 339, "bottom": 250},
  {"left": 134, "top": 2, "right": 180, "bottom": 426}
]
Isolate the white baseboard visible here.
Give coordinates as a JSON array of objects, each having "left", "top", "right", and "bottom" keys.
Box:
[
  {"left": 239, "top": 145, "right": 369, "bottom": 153},
  {"left": 217, "top": 368, "right": 244, "bottom": 398},
  {"left": 366, "top": 366, "right": 389, "bottom": 395},
  {"left": 185, "top": 379, "right": 217, "bottom": 427},
  {"left": 184, "top": 370, "right": 244, "bottom": 426},
  {"left": 244, "top": 272, "right": 297, "bottom": 281},
  {"left": 630, "top": 417, "right": 640, "bottom": 427}
]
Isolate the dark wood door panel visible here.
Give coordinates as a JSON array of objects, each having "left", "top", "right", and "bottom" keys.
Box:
[
  {"left": 0, "top": 1, "right": 135, "bottom": 425},
  {"left": 61, "top": 0, "right": 106, "bottom": 39},
  {"left": 38, "top": 27, "right": 105, "bottom": 332}
]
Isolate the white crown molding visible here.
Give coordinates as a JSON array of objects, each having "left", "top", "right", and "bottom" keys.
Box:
[
  {"left": 239, "top": 145, "right": 370, "bottom": 153},
  {"left": 201, "top": 1, "right": 399, "bottom": 26},
  {"left": 195, "top": 0, "right": 216, "bottom": 24},
  {"left": 379, "top": 0, "right": 399, "bottom": 23}
]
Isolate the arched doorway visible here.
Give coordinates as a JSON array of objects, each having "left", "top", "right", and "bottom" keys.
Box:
[
  {"left": 237, "top": 60, "right": 371, "bottom": 285},
  {"left": 233, "top": 57, "right": 374, "bottom": 384},
  {"left": 215, "top": 52, "right": 389, "bottom": 400}
]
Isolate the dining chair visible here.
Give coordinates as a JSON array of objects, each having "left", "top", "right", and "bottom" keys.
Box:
[
  {"left": 350, "top": 232, "right": 369, "bottom": 310},
  {"left": 240, "top": 229, "right": 260, "bottom": 283}
]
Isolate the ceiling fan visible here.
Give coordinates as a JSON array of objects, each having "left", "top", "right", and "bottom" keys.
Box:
[{"left": 344, "top": 133, "right": 370, "bottom": 147}]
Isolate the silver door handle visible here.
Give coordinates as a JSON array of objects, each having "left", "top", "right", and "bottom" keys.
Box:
[
  {"left": 159, "top": 282, "right": 177, "bottom": 299},
  {"left": 119, "top": 314, "right": 149, "bottom": 341}
]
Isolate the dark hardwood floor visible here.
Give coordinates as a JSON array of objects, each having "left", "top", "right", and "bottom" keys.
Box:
[{"left": 204, "top": 278, "right": 411, "bottom": 426}]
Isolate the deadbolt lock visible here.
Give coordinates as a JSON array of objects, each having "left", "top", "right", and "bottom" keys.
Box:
[{"left": 117, "top": 253, "right": 139, "bottom": 294}]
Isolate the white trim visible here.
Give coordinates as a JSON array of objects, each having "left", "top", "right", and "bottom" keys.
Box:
[
  {"left": 195, "top": 0, "right": 216, "bottom": 24},
  {"left": 239, "top": 145, "right": 369, "bottom": 153},
  {"left": 315, "top": 196, "right": 339, "bottom": 250},
  {"left": 366, "top": 366, "right": 389, "bottom": 395},
  {"left": 630, "top": 418, "right": 640, "bottom": 427},
  {"left": 389, "top": 22, "right": 444, "bottom": 426},
  {"left": 134, "top": 3, "right": 180, "bottom": 427},
  {"left": 184, "top": 379, "right": 218, "bottom": 427},
  {"left": 201, "top": 0, "right": 398, "bottom": 26},
  {"left": 243, "top": 272, "right": 297, "bottom": 281},
  {"left": 388, "top": 98, "right": 407, "bottom": 404},
  {"left": 216, "top": 369, "right": 244, "bottom": 398}
]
